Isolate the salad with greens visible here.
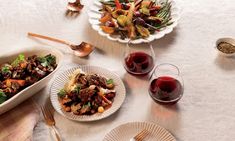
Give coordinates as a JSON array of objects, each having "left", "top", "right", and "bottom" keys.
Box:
[
  {"left": 0, "top": 54, "right": 57, "bottom": 104},
  {"left": 99, "top": 0, "right": 173, "bottom": 39}
]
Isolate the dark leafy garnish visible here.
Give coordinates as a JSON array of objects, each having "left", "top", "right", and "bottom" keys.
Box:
[
  {"left": 11, "top": 54, "right": 25, "bottom": 67},
  {"left": 83, "top": 102, "right": 91, "bottom": 108},
  {"left": 1, "top": 66, "right": 10, "bottom": 74},
  {"left": 45, "top": 55, "right": 56, "bottom": 65},
  {"left": 73, "top": 85, "right": 81, "bottom": 94},
  {"left": 107, "top": 79, "right": 114, "bottom": 85},
  {"left": 0, "top": 90, "right": 7, "bottom": 104},
  {"left": 58, "top": 89, "right": 66, "bottom": 98},
  {"left": 87, "top": 102, "right": 91, "bottom": 107},
  {"left": 38, "top": 54, "right": 56, "bottom": 67}
]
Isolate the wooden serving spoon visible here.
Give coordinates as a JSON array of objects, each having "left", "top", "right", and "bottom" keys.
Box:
[{"left": 28, "top": 32, "right": 94, "bottom": 57}]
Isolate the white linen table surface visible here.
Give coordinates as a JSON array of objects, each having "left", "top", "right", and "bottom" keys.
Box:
[{"left": 0, "top": 0, "right": 235, "bottom": 141}]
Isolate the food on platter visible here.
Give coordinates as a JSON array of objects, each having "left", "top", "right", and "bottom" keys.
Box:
[
  {"left": 0, "top": 54, "right": 57, "bottom": 104},
  {"left": 99, "top": 0, "right": 173, "bottom": 39}
]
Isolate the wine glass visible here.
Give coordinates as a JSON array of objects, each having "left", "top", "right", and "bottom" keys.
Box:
[
  {"left": 123, "top": 41, "right": 155, "bottom": 75},
  {"left": 149, "top": 63, "right": 184, "bottom": 104}
]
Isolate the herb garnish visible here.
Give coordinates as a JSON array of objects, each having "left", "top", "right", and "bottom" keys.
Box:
[
  {"left": 74, "top": 85, "right": 81, "bottom": 94},
  {"left": 0, "top": 90, "right": 7, "bottom": 104},
  {"left": 58, "top": 89, "right": 66, "bottom": 98},
  {"left": 107, "top": 79, "right": 114, "bottom": 85},
  {"left": 11, "top": 54, "right": 25, "bottom": 67},
  {"left": 1, "top": 66, "right": 10, "bottom": 74},
  {"left": 83, "top": 102, "right": 91, "bottom": 108},
  {"left": 38, "top": 55, "right": 56, "bottom": 67}
]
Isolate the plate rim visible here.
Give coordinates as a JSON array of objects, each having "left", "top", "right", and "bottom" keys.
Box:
[
  {"left": 103, "top": 121, "right": 176, "bottom": 141},
  {"left": 50, "top": 65, "right": 126, "bottom": 122}
]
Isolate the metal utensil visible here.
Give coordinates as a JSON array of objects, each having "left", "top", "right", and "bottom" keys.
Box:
[
  {"left": 67, "top": 0, "right": 84, "bottom": 12},
  {"left": 130, "top": 129, "right": 150, "bottom": 141},
  {"left": 28, "top": 32, "right": 94, "bottom": 57},
  {"left": 41, "top": 105, "right": 62, "bottom": 141}
]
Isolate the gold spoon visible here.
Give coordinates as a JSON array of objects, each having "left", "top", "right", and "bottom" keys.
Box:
[
  {"left": 28, "top": 32, "right": 94, "bottom": 57},
  {"left": 67, "top": 0, "right": 84, "bottom": 12}
]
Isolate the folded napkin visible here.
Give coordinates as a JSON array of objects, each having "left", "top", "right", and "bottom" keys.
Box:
[{"left": 0, "top": 99, "right": 40, "bottom": 141}]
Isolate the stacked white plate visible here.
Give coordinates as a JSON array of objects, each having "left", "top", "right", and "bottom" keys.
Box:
[{"left": 103, "top": 122, "right": 176, "bottom": 141}]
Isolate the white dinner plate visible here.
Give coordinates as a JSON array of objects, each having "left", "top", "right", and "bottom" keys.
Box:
[
  {"left": 103, "top": 122, "right": 176, "bottom": 141},
  {"left": 88, "top": 0, "right": 181, "bottom": 44},
  {"left": 50, "top": 65, "right": 126, "bottom": 121}
]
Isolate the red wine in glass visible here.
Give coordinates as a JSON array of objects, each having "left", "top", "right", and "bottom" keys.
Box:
[
  {"left": 124, "top": 52, "right": 154, "bottom": 75},
  {"left": 149, "top": 76, "right": 183, "bottom": 104}
]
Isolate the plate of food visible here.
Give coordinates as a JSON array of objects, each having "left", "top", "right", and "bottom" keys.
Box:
[
  {"left": 103, "top": 122, "right": 176, "bottom": 141},
  {"left": 88, "top": 0, "right": 180, "bottom": 44},
  {"left": 50, "top": 66, "right": 126, "bottom": 121},
  {"left": 0, "top": 47, "right": 63, "bottom": 115}
]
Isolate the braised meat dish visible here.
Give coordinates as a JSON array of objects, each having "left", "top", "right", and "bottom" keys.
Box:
[
  {"left": 58, "top": 69, "right": 116, "bottom": 115},
  {"left": 0, "top": 54, "right": 57, "bottom": 104}
]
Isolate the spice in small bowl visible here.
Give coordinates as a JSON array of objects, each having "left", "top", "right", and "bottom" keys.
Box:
[
  {"left": 216, "top": 38, "right": 235, "bottom": 57},
  {"left": 217, "top": 42, "right": 235, "bottom": 54}
]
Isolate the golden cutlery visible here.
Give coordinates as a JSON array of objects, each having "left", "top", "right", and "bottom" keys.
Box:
[
  {"left": 41, "top": 105, "right": 62, "bottom": 141},
  {"left": 130, "top": 129, "right": 150, "bottom": 141},
  {"left": 28, "top": 32, "right": 94, "bottom": 57}
]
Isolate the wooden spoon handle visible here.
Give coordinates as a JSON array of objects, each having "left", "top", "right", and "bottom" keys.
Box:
[{"left": 28, "top": 32, "right": 71, "bottom": 46}]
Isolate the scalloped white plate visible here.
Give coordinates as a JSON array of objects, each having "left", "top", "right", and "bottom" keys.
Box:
[
  {"left": 50, "top": 66, "right": 126, "bottom": 121},
  {"left": 88, "top": 0, "right": 180, "bottom": 44},
  {"left": 103, "top": 122, "right": 176, "bottom": 141}
]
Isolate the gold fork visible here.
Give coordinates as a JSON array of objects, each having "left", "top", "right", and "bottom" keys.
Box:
[
  {"left": 130, "top": 129, "right": 150, "bottom": 141},
  {"left": 41, "top": 105, "right": 62, "bottom": 141}
]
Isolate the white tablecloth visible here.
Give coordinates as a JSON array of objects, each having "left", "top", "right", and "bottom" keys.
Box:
[{"left": 1, "top": 0, "right": 235, "bottom": 141}]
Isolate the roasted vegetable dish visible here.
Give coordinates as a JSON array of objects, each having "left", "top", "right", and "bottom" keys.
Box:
[
  {"left": 58, "top": 69, "right": 116, "bottom": 115},
  {"left": 0, "top": 54, "right": 57, "bottom": 104},
  {"left": 99, "top": 0, "right": 173, "bottom": 39}
]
